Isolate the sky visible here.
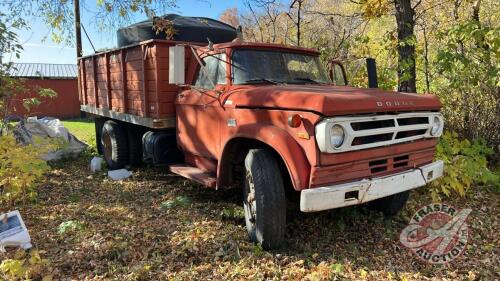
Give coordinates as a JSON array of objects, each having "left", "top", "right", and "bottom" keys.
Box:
[{"left": 3, "top": 0, "right": 245, "bottom": 64}]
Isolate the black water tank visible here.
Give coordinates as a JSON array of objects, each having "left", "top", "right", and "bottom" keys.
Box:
[{"left": 117, "top": 14, "right": 237, "bottom": 47}]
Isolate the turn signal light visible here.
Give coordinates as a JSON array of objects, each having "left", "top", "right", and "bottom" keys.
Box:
[{"left": 288, "top": 114, "right": 302, "bottom": 128}]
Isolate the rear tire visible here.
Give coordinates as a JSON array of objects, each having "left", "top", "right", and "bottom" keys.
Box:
[
  {"left": 95, "top": 118, "right": 105, "bottom": 155},
  {"left": 102, "top": 120, "right": 129, "bottom": 170},
  {"left": 368, "top": 191, "right": 410, "bottom": 216},
  {"left": 243, "top": 149, "right": 286, "bottom": 249}
]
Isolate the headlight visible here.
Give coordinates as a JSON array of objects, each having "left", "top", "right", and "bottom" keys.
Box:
[
  {"left": 330, "top": 125, "right": 345, "bottom": 148},
  {"left": 431, "top": 116, "right": 443, "bottom": 136}
]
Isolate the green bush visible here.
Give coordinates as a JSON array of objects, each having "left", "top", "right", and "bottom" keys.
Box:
[
  {"left": 0, "top": 249, "right": 53, "bottom": 280},
  {"left": 430, "top": 132, "right": 499, "bottom": 200},
  {"left": 0, "top": 135, "right": 56, "bottom": 206}
]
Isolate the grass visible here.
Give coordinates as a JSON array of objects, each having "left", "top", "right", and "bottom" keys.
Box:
[{"left": 61, "top": 118, "right": 95, "bottom": 145}]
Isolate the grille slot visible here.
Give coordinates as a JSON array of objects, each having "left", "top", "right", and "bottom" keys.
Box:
[
  {"left": 351, "top": 119, "right": 395, "bottom": 131},
  {"left": 397, "top": 117, "right": 428, "bottom": 126},
  {"left": 370, "top": 159, "right": 388, "bottom": 173},
  {"left": 393, "top": 155, "right": 409, "bottom": 168},
  {"left": 395, "top": 129, "right": 427, "bottom": 139},
  {"left": 352, "top": 133, "right": 393, "bottom": 146}
]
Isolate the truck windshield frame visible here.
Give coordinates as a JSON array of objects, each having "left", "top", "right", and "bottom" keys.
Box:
[{"left": 231, "top": 49, "right": 330, "bottom": 85}]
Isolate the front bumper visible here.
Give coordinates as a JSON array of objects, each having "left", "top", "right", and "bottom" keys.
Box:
[{"left": 300, "top": 160, "right": 444, "bottom": 212}]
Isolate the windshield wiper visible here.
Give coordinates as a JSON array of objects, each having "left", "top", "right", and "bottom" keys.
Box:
[
  {"left": 241, "top": 78, "right": 281, "bottom": 85},
  {"left": 291, "top": 77, "right": 322, "bottom": 84}
]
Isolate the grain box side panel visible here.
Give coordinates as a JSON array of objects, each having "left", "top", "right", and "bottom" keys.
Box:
[
  {"left": 84, "top": 59, "right": 96, "bottom": 106},
  {"left": 152, "top": 42, "right": 180, "bottom": 119}
]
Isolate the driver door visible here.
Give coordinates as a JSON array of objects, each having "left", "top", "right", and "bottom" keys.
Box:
[{"left": 176, "top": 53, "right": 227, "bottom": 160}]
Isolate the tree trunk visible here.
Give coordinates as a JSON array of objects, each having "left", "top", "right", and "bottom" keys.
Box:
[{"left": 394, "top": 0, "right": 416, "bottom": 93}]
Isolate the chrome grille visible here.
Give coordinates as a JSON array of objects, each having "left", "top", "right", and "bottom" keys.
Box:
[{"left": 316, "top": 112, "right": 443, "bottom": 153}]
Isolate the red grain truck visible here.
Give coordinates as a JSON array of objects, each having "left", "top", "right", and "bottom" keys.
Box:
[{"left": 79, "top": 16, "right": 444, "bottom": 249}]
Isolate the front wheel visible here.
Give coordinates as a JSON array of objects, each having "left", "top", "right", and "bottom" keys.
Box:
[
  {"left": 243, "top": 149, "right": 286, "bottom": 249},
  {"left": 367, "top": 191, "right": 410, "bottom": 216}
]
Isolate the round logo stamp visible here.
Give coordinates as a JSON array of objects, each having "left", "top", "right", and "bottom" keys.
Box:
[{"left": 399, "top": 203, "right": 471, "bottom": 264}]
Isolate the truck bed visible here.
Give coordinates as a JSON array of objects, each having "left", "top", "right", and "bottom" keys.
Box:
[{"left": 78, "top": 39, "right": 193, "bottom": 128}]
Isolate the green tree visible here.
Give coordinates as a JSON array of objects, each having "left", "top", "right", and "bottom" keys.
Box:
[{"left": 1, "top": 0, "right": 178, "bottom": 46}]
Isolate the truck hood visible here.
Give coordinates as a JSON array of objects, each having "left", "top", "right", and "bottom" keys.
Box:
[{"left": 226, "top": 85, "right": 441, "bottom": 116}]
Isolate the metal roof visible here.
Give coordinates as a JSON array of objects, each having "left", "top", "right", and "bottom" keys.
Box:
[{"left": 8, "top": 63, "right": 77, "bottom": 79}]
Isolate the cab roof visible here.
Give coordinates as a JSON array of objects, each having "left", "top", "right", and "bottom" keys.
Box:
[{"left": 212, "top": 40, "right": 320, "bottom": 56}]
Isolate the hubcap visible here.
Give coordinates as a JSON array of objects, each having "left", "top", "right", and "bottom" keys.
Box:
[
  {"left": 102, "top": 132, "right": 112, "bottom": 162},
  {"left": 244, "top": 171, "right": 257, "bottom": 225}
]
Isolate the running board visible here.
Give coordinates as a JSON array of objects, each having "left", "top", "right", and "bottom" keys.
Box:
[{"left": 169, "top": 165, "right": 217, "bottom": 188}]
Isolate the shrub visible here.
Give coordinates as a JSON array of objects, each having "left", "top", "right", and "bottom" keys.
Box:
[
  {"left": 0, "top": 249, "right": 53, "bottom": 280},
  {"left": 0, "top": 135, "right": 55, "bottom": 206},
  {"left": 434, "top": 21, "right": 500, "bottom": 146},
  {"left": 430, "top": 132, "right": 499, "bottom": 200}
]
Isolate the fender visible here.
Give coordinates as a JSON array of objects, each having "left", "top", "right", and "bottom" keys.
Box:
[{"left": 217, "top": 124, "right": 311, "bottom": 190}]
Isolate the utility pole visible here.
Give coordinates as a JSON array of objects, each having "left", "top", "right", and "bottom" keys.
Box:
[
  {"left": 74, "top": 0, "right": 82, "bottom": 107},
  {"left": 74, "top": 0, "right": 82, "bottom": 58}
]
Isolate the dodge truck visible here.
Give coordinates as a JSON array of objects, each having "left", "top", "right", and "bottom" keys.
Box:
[{"left": 79, "top": 16, "right": 444, "bottom": 249}]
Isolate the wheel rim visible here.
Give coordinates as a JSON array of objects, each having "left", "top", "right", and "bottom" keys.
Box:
[
  {"left": 102, "top": 131, "right": 112, "bottom": 162},
  {"left": 244, "top": 170, "right": 257, "bottom": 228}
]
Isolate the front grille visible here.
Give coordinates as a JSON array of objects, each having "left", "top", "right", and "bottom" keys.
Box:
[
  {"left": 318, "top": 112, "right": 442, "bottom": 153},
  {"left": 349, "top": 115, "right": 432, "bottom": 146}
]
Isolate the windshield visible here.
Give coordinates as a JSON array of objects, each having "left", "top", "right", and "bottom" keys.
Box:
[{"left": 232, "top": 49, "right": 330, "bottom": 85}]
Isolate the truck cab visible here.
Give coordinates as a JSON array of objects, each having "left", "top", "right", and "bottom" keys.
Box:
[
  {"left": 81, "top": 39, "right": 444, "bottom": 250},
  {"left": 171, "top": 40, "right": 444, "bottom": 248}
]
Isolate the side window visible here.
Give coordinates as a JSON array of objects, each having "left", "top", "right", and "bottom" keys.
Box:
[{"left": 195, "top": 54, "right": 226, "bottom": 89}]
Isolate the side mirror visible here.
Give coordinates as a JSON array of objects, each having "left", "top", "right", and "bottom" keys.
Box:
[
  {"left": 328, "top": 60, "right": 347, "bottom": 86},
  {"left": 169, "top": 45, "right": 185, "bottom": 85}
]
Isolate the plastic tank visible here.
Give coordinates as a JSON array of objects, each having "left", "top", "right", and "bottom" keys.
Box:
[{"left": 117, "top": 14, "right": 237, "bottom": 47}]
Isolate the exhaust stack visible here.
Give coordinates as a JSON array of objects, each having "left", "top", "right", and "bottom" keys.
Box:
[{"left": 366, "top": 58, "right": 378, "bottom": 88}]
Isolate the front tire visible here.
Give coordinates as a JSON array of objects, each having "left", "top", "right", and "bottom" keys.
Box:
[
  {"left": 243, "top": 149, "right": 286, "bottom": 249},
  {"left": 368, "top": 191, "right": 410, "bottom": 216},
  {"left": 101, "top": 120, "right": 129, "bottom": 170}
]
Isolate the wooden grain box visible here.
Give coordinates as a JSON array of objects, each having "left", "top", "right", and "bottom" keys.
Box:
[{"left": 79, "top": 40, "right": 193, "bottom": 128}]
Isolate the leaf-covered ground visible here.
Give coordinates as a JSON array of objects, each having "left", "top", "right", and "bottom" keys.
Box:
[{"left": 1, "top": 123, "right": 499, "bottom": 280}]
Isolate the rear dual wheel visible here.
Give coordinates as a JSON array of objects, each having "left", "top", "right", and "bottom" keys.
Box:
[
  {"left": 98, "top": 120, "right": 144, "bottom": 170},
  {"left": 101, "top": 120, "right": 129, "bottom": 170}
]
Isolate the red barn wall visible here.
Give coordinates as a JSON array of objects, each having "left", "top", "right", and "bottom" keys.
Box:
[{"left": 10, "top": 78, "right": 80, "bottom": 119}]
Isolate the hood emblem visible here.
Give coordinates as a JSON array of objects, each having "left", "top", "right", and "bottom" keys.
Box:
[{"left": 376, "top": 101, "right": 415, "bottom": 107}]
